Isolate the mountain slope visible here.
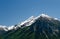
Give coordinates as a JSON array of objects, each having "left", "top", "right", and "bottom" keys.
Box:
[{"left": 0, "top": 14, "right": 60, "bottom": 39}]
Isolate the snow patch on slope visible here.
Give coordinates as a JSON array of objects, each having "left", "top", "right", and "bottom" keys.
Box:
[
  {"left": 0, "top": 25, "right": 8, "bottom": 31},
  {"left": 54, "top": 18, "right": 58, "bottom": 20},
  {"left": 8, "top": 25, "right": 14, "bottom": 30},
  {"left": 20, "top": 16, "right": 35, "bottom": 26}
]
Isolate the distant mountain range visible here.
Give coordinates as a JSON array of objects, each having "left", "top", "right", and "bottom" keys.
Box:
[{"left": 0, "top": 14, "right": 60, "bottom": 39}]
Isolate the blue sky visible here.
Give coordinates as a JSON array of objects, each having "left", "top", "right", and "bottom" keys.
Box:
[{"left": 0, "top": 0, "right": 60, "bottom": 26}]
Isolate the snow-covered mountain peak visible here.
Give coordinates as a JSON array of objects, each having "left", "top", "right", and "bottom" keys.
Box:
[
  {"left": 40, "top": 14, "right": 51, "bottom": 18},
  {"left": 0, "top": 14, "right": 60, "bottom": 31},
  {"left": 35, "top": 14, "right": 52, "bottom": 20}
]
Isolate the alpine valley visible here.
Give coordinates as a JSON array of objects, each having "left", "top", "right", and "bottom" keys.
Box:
[{"left": 0, "top": 14, "right": 60, "bottom": 39}]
